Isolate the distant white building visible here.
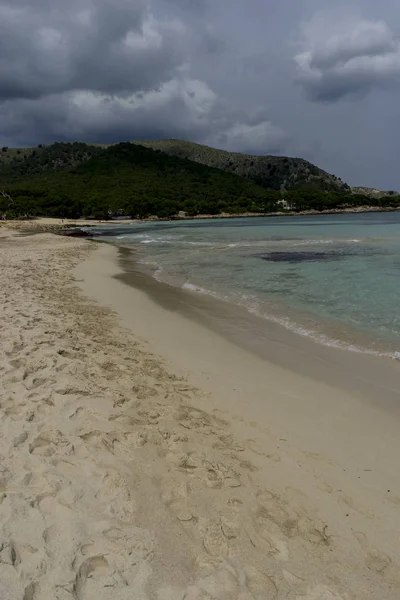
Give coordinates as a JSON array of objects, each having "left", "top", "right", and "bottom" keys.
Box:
[{"left": 277, "top": 199, "right": 293, "bottom": 210}]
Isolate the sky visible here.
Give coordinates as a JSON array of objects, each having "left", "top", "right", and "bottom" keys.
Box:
[{"left": 0, "top": 0, "right": 399, "bottom": 189}]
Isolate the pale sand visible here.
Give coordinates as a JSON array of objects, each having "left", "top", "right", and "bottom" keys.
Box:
[{"left": 1, "top": 230, "right": 400, "bottom": 599}]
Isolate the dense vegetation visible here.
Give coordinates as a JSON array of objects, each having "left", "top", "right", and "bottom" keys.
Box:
[
  {"left": 0, "top": 142, "right": 398, "bottom": 219},
  {"left": 0, "top": 143, "right": 283, "bottom": 218},
  {"left": 0, "top": 142, "right": 104, "bottom": 182},
  {"left": 133, "top": 139, "right": 350, "bottom": 193}
]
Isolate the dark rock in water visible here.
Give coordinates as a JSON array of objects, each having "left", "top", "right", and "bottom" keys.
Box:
[
  {"left": 258, "top": 251, "right": 344, "bottom": 263},
  {"left": 57, "top": 228, "right": 95, "bottom": 238},
  {"left": 257, "top": 245, "right": 382, "bottom": 264}
]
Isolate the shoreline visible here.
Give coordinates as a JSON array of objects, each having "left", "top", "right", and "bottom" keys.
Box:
[
  {"left": 1, "top": 204, "right": 399, "bottom": 234},
  {"left": 118, "top": 243, "right": 400, "bottom": 363},
  {"left": 2, "top": 229, "right": 400, "bottom": 597},
  {"left": 79, "top": 242, "right": 400, "bottom": 409}
]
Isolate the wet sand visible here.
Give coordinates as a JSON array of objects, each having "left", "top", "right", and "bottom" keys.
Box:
[{"left": 115, "top": 247, "right": 400, "bottom": 410}]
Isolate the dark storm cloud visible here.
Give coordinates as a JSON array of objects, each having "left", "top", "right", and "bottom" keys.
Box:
[
  {"left": 0, "top": 0, "right": 287, "bottom": 155},
  {"left": 0, "top": 82, "right": 289, "bottom": 156},
  {"left": 1, "top": 0, "right": 400, "bottom": 189},
  {"left": 0, "top": 0, "right": 288, "bottom": 154},
  {"left": 0, "top": 0, "right": 186, "bottom": 100}
]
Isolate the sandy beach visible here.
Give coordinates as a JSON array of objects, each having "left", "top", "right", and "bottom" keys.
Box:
[{"left": 1, "top": 227, "right": 400, "bottom": 599}]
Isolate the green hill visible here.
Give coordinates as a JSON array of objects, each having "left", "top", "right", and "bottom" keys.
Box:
[
  {"left": 133, "top": 139, "right": 349, "bottom": 193},
  {"left": 0, "top": 141, "right": 398, "bottom": 219},
  {"left": 0, "top": 142, "right": 283, "bottom": 218},
  {"left": 0, "top": 142, "right": 104, "bottom": 183},
  {"left": 0, "top": 139, "right": 348, "bottom": 193}
]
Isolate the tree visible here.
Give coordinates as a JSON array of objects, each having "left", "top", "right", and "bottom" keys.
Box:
[{"left": 0, "top": 190, "right": 13, "bottom": 210}]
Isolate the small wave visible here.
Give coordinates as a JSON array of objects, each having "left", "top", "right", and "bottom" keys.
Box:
[
  {"left": 185, "top": 241, "right": 216, "bottom": 246},
  {"left": 128, "top": 237, "right": 364, "bottom": 249},
  {"left": 115, "top": 233, "right": 158, "bottom": 243},
  {"left": 182, "top": 282, "right": 223, "bottom": 298},
  {"left": 233, "top": 238, "right": 362, "bottom": 248},
  {"left": 213, "top": 239, "right": 363, "bottom": 250},
  {"left": 296, "top": 238, "right": 361, "bottom": 246},
  {"left": 153, "top": 265, "right": 164, "bottom": 282},
  {"left": 117, "top": 233, "right": 178, "bottom": 244},
  {"left": 122, "top": 233, "right": 150, "bottom": 240},
  {"left": 141, "top": 237, "right": 172, "bottom": 244},
  {"left": 181, "top": 280, "right": 400, "bottom": 360},
  {"left": 244, "top": 305, "right": 400, "bottom": 360}
]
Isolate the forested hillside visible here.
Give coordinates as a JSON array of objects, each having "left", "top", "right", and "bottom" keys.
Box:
[
  {"left": 133, "top": 139, "right": 349, "bottom": 192},
  {"left": 0, "top": 143, "right": 280, "bottom": 218},
  {"left": 0, "top": 142, "right": 398, "bottom": 219}
]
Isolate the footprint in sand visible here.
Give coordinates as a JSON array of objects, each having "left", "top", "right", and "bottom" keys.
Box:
[
  {"left": 72, "top": 527, "right": 154, "bottom": 599},
  {"left": 160, "top": 476, "right": 195, "bottom": 523},
  {"left": 182, "top": 559, "right": 279, "bottom": 600},
  {"left": 74, "top": 555, "right": 113, "bottom": 599},
  {"left": 219, "top": 506, "right": 241, "bottom": 542},
  {"left": 253, "top": 489, "right": 331, "bottom": 550},
  {"left": 174, "top": 453, "right": 241, "bottom": 490},
  {"left": 137, "top": 408, "right": 162, "bottom": 425},
  {"left": 24, "top": 376, "right": 48, "bottom": 391},
  {"left": 365, "top": 551, "right": 392, "bottom": 574},
  {"left": 297, "top": 584, "right": 346, "bottom": 600},
  {"left": 96, "top": 471, "right": 137, "bottom": 522},
  {"left": 12, "top": 431, "right": 29, "bottom": 448},
  {"left": 212, "top": 434, "right": 246, "bottom": 454},
  {"left": 246, "top": 438, "right": 269, "bottom": 456},
  {"left": 29, "top": 431, "right": 74, "bottom": 457},
  {"left": 244, "top": 565, "right": 278, "bottom": 599},
  {"left": 177, "top": 406, "right": 219, "bottom": 436},
  {"left": 79, "top": 430, "right": 118, "bottom": 456},
  {"left": 0, "top": 540, "right": 17, "bottom": 566},
  {"left": 201, "top": 522, "right": 229, "bottom": 557}
]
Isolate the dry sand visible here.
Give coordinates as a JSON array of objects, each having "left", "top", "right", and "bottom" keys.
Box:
[{"left": 1, "top": 228, "right": 400, "bottom": 599}]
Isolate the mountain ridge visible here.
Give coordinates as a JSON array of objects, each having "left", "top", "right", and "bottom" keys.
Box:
[
  {"left": 0, "top": 140, "right": 398, "bottom": 219},
  {"left": 1, "top": 139, "right": 396, "bottom": 196},
  {"left": 131, "top": 139, "right": 349, "bottom": 193},
  {"left": 0, "top": 139, "right": 348, "bottom": 193}
]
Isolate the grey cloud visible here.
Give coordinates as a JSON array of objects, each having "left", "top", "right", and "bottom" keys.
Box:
[
  {"left": 1, "top": 0, "right": 400, "bottom": 190},
  {"left": 0, "top": 0, "right": 289, "bottom": 156},
  {"left": 295, "top": 17, "right": 400, "bottom": 101},
  {"left": 0, "top": 79, "right": 288, "bottom": 156},
  {"left": 161, "top": 0, "right": 209, "bottom": 12},
  {"left": 309, "top": 21, "right": 397, "bottom": 70},
  {"left": 0, "top": 0, "right": 187, "bottom": 100},
  {"left": 207, "top": 107, "right": 289, "bottom": 155}
]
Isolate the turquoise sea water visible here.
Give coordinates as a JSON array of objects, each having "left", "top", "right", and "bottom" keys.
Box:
[{"left": 93, "top": 213, "right": 400, "bottom": 358}]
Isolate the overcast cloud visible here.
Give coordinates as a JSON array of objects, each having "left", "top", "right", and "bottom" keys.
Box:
[{"left": 0, "top": 0, "right": 399, "bottom": 188}]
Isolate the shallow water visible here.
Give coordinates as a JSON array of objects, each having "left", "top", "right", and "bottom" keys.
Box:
[{"left": 93, "top": 213, "right": 400, "bottom": 358}]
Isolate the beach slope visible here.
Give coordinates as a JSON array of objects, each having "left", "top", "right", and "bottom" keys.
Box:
[{"left": 1, "top": 229, "right": 400, "bottom": 599}]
